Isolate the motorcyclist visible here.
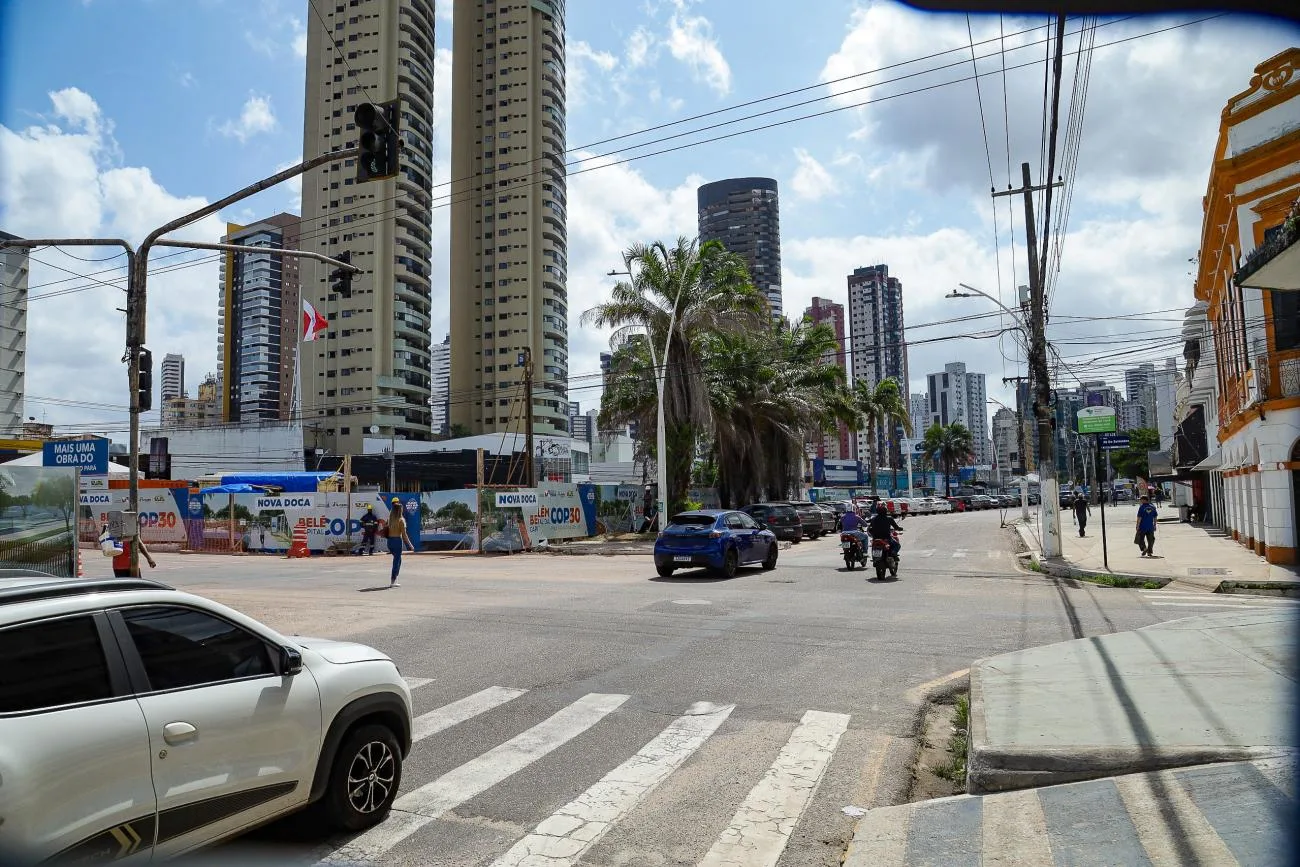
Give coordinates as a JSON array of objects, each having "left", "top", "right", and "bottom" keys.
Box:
[
  {"left": 840, "top": 506, "right": 868, "bottom": 550},
  {"left": 866, "top": 503, "right": 903, "bottom": 560}
]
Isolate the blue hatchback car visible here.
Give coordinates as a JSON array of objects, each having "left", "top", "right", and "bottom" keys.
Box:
[{"left": 653, "top": 509, "right": 779, "bottom": 578}]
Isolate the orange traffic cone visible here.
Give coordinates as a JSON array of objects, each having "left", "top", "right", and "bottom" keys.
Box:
[{"left": 287, "top": 520, "right": 312, "bottom": 559}]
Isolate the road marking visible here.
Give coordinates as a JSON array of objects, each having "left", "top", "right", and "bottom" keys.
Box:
[
  {"left": 981, "top": 788, "right": 1053, "bottom": 865},
  {"left": 412, "top": 686, "right": 528, "bottom": 743},
  {"left": 1114, "top": 771, "right": 1238, "bottom": 866},
  {"left": 320, "top": 693, "right": 629, "bottom": 865},
  {"left": 1150, "top": 602, "right": 1275, "bottom": 609},
  {"left": 915, "top": 550, "right": 936, "bottom": 558},
  {"left": 403, "top": 677, "right": 434, "bottom": 690},
  {"left": 491, "top": 701, "right": 734, "bottom": 866},
  {"left": 697, "top": 710, "right": 850, "bottom": 867},
  {"left": 904, "top": 669, "right": 970, "bottom": 705},
  {"left": 987, "top": 550, "right": 1002, "bottom": 559},
  {"left": 952, "top": 550, "right": 968, "bottom": 558}
]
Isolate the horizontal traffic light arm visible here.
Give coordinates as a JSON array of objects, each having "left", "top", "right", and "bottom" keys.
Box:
[{"left": 152, "top": 239, "right": 361, "bottom": 273}]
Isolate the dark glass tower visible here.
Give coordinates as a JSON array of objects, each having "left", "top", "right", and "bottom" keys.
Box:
[{"left": 697, "top": 177, "right": 782, "bottom": 316}]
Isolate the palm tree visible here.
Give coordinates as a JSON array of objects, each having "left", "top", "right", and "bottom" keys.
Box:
[
  {"left": 704, "top": 319, "right": 853, "bottom": 506},
  {"left": 853, "top": 378, "right": 912, "bottom": 493},
  {"left": 584, "top": 237, "right": 765, "bottom": 512},
  {"left": 922, "top": 422, "right": 974, "bottom": 496}
]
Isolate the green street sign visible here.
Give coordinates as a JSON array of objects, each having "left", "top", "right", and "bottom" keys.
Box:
[{"left": 1076, "top": 406, "right": 1118, "bottom": 434}]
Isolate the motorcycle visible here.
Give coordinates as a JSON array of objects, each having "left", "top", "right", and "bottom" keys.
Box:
[
  {"left": 841, "top": 532, "right": 868, "bottom": 570},
  {"left": 870, "top": 531, "right": 901, "bottom": 580}
]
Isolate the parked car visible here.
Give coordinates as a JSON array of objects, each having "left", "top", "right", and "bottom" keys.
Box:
[
  {"left": 742, "top": 502, "right": 803, "bottom": 543},
  {"left": 950, "top": 495, "right": 974, "bottom": 511},
  {"left": 812, "top": 504, "right": 838, "bottom": 534},
  {"left": 0, "top": 572, "right": 414, "bottom": 863},
  {"left": 654, "top": 510, "right": 778, "bottom": 578},
  {"left": 786, "top": 502, "right": 829, "bottom": 539},
  {"left": 931, "top": 497, "right": 955, "bottom": 514},
  {"left": 972, "top": 495, "right": 996, "bottom": 510}
]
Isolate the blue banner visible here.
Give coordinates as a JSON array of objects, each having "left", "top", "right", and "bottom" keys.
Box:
[
  {"left": 379, "top": 492, "right": 423, "bottom": 548},
  {"left": 43, "top": 438, "right": 108, "bottom": 474}
]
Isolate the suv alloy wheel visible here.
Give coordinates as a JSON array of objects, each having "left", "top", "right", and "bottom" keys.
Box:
[{"left": 321, "top": 723, "right": 404, "bottom": 831}]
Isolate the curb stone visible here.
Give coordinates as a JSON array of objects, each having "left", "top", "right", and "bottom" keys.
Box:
[{"left": 1010, "top": 520, "right": 1174, "bottom": 588}]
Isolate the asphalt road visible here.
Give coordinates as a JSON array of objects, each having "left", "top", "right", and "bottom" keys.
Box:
[{"left": 137, "top": 510, "right": 1280, "bottom": 867}]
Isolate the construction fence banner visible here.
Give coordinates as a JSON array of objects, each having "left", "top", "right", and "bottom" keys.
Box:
[
  {"left": 0, "top": 465, "right": 79, "bottom": 577},
  {"left": 77, "top": 486, "right": 190, "bottom": 546},
  {"left": 185, "top": 489, "right": 480, "bottom": 554},
  {"left": 480, "top": 483, "right": 598, "bottom": 551}
]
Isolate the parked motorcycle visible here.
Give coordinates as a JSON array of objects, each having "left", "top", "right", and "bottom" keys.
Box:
[
  {"left": 840, "top": 532, "right": 868, "bottom": 570},
  {"left": 870, "top": 531, "right": 901, "bottom": 581}
]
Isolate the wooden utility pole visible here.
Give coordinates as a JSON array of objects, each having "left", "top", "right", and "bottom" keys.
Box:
[{"left": 522, "top": 347, "right": 536, "bottom": 488}]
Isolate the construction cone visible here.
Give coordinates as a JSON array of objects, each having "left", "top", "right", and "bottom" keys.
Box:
[{"left": 287, "top": 519, "right": 312, "bottom": 559}]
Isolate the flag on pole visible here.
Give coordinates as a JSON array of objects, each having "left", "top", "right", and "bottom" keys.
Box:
[{"left": 302, "top": 299, "right": 328, "bottom": 341}]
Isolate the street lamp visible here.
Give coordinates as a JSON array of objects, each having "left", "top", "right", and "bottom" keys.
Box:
[{"left": 607, "top": 263, "right": 681, "bottom": 532}]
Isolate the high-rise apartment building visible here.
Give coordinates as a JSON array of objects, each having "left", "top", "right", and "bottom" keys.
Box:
[
  {"left": 431, "top": 333, "right": 450, "bottom": 436},
  {"left": 992, "top": 406, "right": 1018, "bottom": 482},
  {"left": 449, "top": 0, "right": 569, "bottom": 437},
  {"left": 0, "top": 232, "right": 28, "bottom": 437},
  {"left": 804, "top": 297, "right": 850, "bottom": 459},
  {"left": 909, "top": 394, "right": 928, "bottom": 438},
  {"left": 301, "top": 0, "right": 436, "bottom": 453},
  {"left": 848, "top": 265, "right": 907, "bottom": 465},
  {"left": 160, "top": 354, "right": 186, "bottom": 402},
  {"left": 926, "top": 362, "right": 989, "bottom": 465},
  {"left": 698, "top": 178, "right": 782, "bottom": 316},
  {"left": 216, "top": 215, "right": 303, "bottom": 422}
]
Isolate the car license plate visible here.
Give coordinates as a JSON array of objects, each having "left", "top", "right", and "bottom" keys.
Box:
[{"left": 673, "top": 555, "right": 692, "bottom": 563}]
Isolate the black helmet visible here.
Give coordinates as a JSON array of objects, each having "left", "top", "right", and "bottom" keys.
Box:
[{"left": 876, "top": 503, "right": 888, "bottom": 515}]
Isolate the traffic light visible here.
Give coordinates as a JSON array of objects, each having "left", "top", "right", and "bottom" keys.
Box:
[
  {"left": 137, "top": 348, "right": 153, "bottom": 413},
  {"left": 355, "top": 100, "right": 400, "bottom": 183},
  {"left": 330, "top": 251, "right": 353, "bottom": 299}
]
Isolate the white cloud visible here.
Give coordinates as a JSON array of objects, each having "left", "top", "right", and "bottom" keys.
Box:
[
  {"left": 218, "top": 93, "right": 277, "bottom": 143},
  {"left": 178, "top": 71, "right": 196, "bottom": 88},
  {"left": 0, "top": 89, "right": 229, "bottom": 432},
  {"left": 568, "top": 41, "right": 620, "bottom": 108},
  {"left": 291, "top": 17, "right": 308, "bottom": 58},
  {"left": 626, "top": 26, "right": 655, "bottom": 68},
  {"left": 790, "top": 148, "right": 838, "bottom": 201},
  {"left": 665, "top": 7, "right": 731, "bottom": 96}
]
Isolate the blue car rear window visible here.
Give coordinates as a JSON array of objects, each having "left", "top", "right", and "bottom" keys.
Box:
[{"left": 669, "top": 515, "right": 716, "bottom": 527}]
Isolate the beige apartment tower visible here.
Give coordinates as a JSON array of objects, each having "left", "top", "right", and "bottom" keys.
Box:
[
  {"left": 301, "top": 0, "right": 436, "bottom": 454},
  {"left": 449, "top": 0, "right": 569, "bottom": 436}
]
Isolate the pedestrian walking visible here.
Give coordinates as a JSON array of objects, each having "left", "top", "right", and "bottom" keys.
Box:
[
  {"left": 385, "top": 497, "right": 414, "bottom": 586},
  {"left": 359, "top": 503, "right": 380, "bottom": 555},
  {"left": 113, "top": 536, "right": 156, "bottom": 578},
  {"left": 1136, "top": 495, "right": 1159, "bottom": 557},
  {"left": 1072, "top": 493, "right": 1091, "bottom": 537}
]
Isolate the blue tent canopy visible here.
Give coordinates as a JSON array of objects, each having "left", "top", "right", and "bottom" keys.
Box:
[
  {"left": 199, "top": 484, "right": 266, "bottom": 495},
  {"left": 218, "top": 472, "right": 338, "bottom": 493}
]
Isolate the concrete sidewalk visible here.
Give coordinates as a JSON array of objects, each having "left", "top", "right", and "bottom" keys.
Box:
[
  {"left": 1022, "top": 504, "right": 1300, "bottom": 591},
  {"left": 968, "top": 610, "right": 1297, "bottom": 795},
  {"left": 845, "top": 756, "right": 1296, "bottom": 866}
]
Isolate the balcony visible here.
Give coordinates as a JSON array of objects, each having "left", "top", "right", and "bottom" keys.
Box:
[{"left": 1235, "top": 202, "right": 1300, "bottom": 291}]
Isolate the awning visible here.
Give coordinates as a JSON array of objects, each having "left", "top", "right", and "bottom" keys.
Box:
[{"left": 1192, "top": 451, "right": 1222, "bottom": 472}]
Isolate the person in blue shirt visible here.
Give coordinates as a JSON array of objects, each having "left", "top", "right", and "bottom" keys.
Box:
[{"left": 1136, "top": 495, "right": 1159, "bottom": 557}]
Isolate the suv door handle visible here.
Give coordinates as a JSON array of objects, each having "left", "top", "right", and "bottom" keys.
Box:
[{"left": 163, "top": 722, "right": 198, "bottom": 744}]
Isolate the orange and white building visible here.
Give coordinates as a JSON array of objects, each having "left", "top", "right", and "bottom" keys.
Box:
[{"left": 1193, "top": 48, "right": 1300, "bottom": 564}]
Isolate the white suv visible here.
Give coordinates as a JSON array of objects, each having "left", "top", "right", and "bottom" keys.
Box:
[{"left": 0, "top": 572, "right": 413, "bottom": 863}]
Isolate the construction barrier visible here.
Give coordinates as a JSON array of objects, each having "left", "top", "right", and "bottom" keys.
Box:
[{"left": 286, "top": 520, "right": 311, "bottom": 558}]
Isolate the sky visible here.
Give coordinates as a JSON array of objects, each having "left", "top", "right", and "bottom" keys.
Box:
[{"left": 1, "top": 0, "right": 1298, "bottom": 441}]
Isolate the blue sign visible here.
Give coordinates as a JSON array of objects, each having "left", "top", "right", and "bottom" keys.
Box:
[
  {"left": 43, "top": 438, "right": 108, "bottom": 474},
  {"left": 1099, "top": 433, "right": 1131, "bottom": 451}
]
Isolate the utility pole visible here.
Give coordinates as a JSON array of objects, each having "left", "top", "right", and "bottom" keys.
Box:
[
  {"left": 995, "top": 163, "right": 1064, "bottom": 556},
  {"left": 522, "top": 347, "right": 535, "bottom": 488}
]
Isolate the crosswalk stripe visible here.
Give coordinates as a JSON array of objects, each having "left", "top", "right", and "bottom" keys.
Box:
[
  {"left": 980, "top": 788, "right": 1053, "bottom": 865},
  {"left": 403, "top": 677, "right": 434, "bottom": 690},
  {"left": 916, "top": 550, "right": 936, "bottom": 558},
  {"left": 952, "top": 550, "right": 968, "bottom": 558},
  {"left": 491, "top": 701, "right": 735, "bottom": 867},
  {"left": 1114, "top": 770, "right": 1239, "bottom": 866},
  {"left": 413, "top": 686, "right": 528, "bottom": 743},
  {"left": 697, "top": 710, "right": 850, "bottom": 867},
  {"left": 320, "top": 693, "right": 630, "bottom": 865},
  {"left": 987, "top": 550, "right": 1001, "bottom": 559}
]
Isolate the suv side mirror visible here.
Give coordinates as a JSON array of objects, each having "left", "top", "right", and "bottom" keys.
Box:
[{"left": 279, "top": 646, "right": 304, "bottom": 676}]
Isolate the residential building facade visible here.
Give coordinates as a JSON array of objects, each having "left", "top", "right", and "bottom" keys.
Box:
[
  {"left": 449, "top": 0, "right": 569, "bottom": 437},
  {"left": 217, "top": 215, "right": 302, "bottom": 422},
  {"left": 804, "top": 296, "right": 851, "bottom": 459},
  {"left": 925, "top": 362, "right": 989, "bottom": 466},
  {"left": 431, "top": 333, "right": 450, "bottom": 436},
  {"left": 301, "top": 0, "right": 436, "bottom": 453},
  {"left": 1196, "top": 48, "right": 1300, "bottom": 563},
  {"left": 160, "top": 353, "right": 186, "bottom": 402},
  {"left": 161, "top": 373, "right": 221, "bottom": 428},
  {"left": 698, "top": 177, "right": 782, "bottom": 316},
  {"left": 0, "top": 232, "right": 27, "bottom": 437},
  {"left": 848, "top": 265, "right": 908, "bottom": 465},
  {"left": 992, "top": 406, "right": 1018, "bottom": 484}
]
